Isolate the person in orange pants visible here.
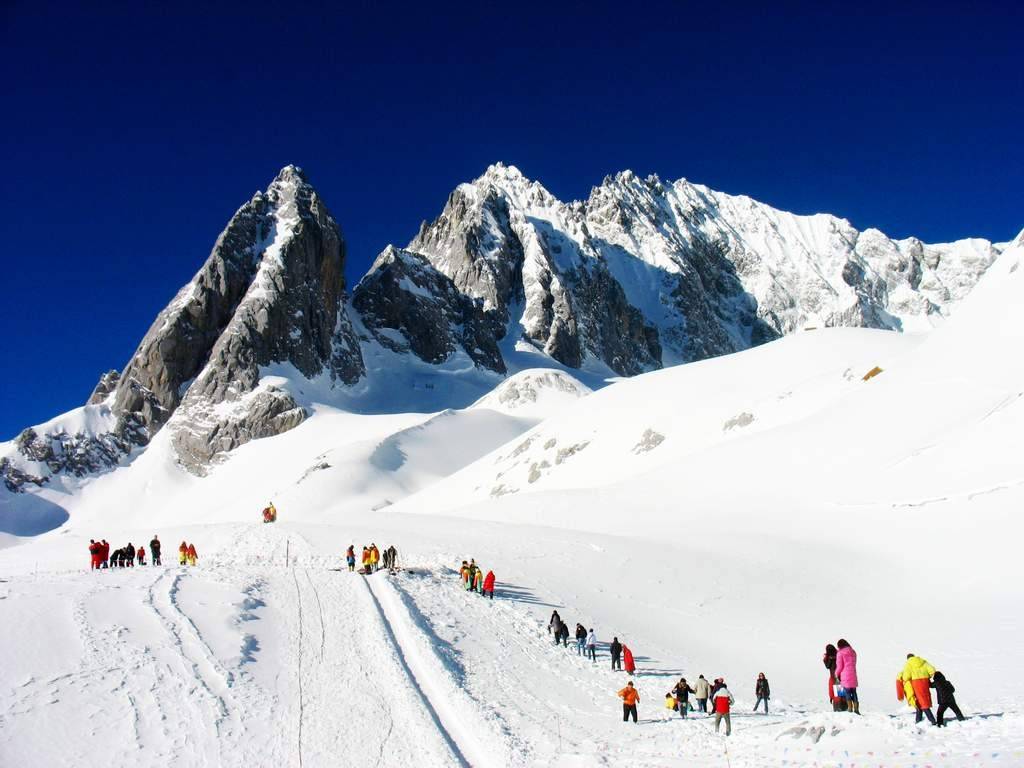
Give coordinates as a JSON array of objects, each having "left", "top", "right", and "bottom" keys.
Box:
[{"left": 898, "top": 653, "right": 936, "bottom": 724}]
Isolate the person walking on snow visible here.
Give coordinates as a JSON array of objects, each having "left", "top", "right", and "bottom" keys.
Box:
[
  {"left": 575, "top": 623, "right": 587, "bottom": 655},
  {"left": 363, "top": 548, "right": 371, "bottom": 573},
  {"left": 137, "top": 546, "right": 146, "bottom": 566},
  {"left": 898, "top": 653, "right": 936, "bottom": 724},
  {"left": 101, "top": 540, "right": 110, "bottom": 568},
  {"left": 673, "top": 678, "right": 694, "bottom": 718},
  {"left": 472, "top": 566, "right": 483, "bottom": 593},
  {"left": 713, "top": 680, "right": 736, "bottom": 736},
  {"left": 179, "top": 541, "right": 188, "bottom": 565},
  {"left": 585, "top": 628, "right": 597, "bottom": 661},
  {"left": 931, "top": 671, "right": 965, "bottom": 726},
  {"left": 465, "top": 560, "right": 477, "bottom": 590},
  {"left": 369, "top": 544, "right": 380, "bottom": 572},
  {"left": 694, "top": 675, "right": 711, "bottom": 714},
  {"left": 622, "top": 644, "right": 636, "bottom": 676},
  {"left": 186, "top": 543, "right": 198, "bottom": 566},
  {"left": 89, "top": 540, "right": 102, "bottom": 570},
  {"left": 482, "top": 570, "right": 495, "bottom": 599},
  {"left": 618, "top": 681, "right": 640, "bottom": 723},
  {"left": 835, "top": 639, "right": 859, "bottom": 714},
  {"left": 754, "top": 673, "right": 770, "bottom": 713},
  {"left": 125, "top": 543, "right": 135, "bottom": 567},
  {"left": 610, "top": 636, "right": 622, "bottom": 670},
  {"left": 150, "top": 536, "right": 161, "bottom": 566},
  {"left": 548, "top": 610, "right": 561, "bottom": 636},
  {"left": 346, "top": 545, "right": 356, "bottom": 572}
]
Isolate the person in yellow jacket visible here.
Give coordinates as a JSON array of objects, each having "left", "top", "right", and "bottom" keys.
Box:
[
  {"left": 369, "top": 544, "right": 380, "bottom": 572},
  {"left": 179, "top": 541, "right": 188, "bottom": 565},
  {"left": 897, "top": 653, "right": 936, "bottom": 724}
]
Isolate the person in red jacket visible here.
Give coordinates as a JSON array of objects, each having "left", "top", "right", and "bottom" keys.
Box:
[
  {"left": 88, "top": 539, "right": 102, "bottom": 570},
  {"left": 713, "top": 680, "right": 736, "bottom": 736},
  {"left": 137, "top": 546, "right": 146, "bottom": 566},
  {"left": 623, "top": 644, "right": 636, "bottom": 676},
  {"left": 100, "top": 539, "right": 110, "bottom": 568},
  {"left": 482, "top": 570, "right": 495, "bottom": 599}
]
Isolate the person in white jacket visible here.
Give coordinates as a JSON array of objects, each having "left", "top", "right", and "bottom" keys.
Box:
[{"left": 585, "top": 629, "right": 597, "bottom": 662}]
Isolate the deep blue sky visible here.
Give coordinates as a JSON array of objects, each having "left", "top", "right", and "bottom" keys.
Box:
[{"left": 1, "top": 1, "right": 1021, "bottom": 439}]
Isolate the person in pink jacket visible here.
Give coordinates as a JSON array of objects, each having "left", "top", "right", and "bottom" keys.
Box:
[{"left": 834, "top": 638, "right": 860, "bottom": 714}]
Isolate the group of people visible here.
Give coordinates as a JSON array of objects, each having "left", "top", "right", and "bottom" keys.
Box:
[
  {"left": 458, "top": 559, "right": 495, "bottom": 598},
  {"left": 823, "top": 639, "right": 860, "bottom": 713},
  {"left": 88, "top": 536, "right": 164, "bottom": 569},
  {"left": 547, "top": 611, "right": 635, "bottom": 674},
  {"left": 178, "top": 541, "right": 198, "bottom": 566},
  {"left": 897, "top": 653, "right": 964, "bottom": 727},
  {"left": 660, "top": 676, "right": 746, "bottom": 734},
  {"left": 348, "top": 543, "right": 398, "bottom": 574}
]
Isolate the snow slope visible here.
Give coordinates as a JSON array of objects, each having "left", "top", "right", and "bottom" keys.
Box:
[{"left": 1, "top": 247, "right": 1022, "bottom": 766}]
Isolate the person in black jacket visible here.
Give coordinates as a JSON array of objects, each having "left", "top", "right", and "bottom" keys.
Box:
[
  {"left": 824, "top": 643, "right": 839, "bottom": 708},
  {"left": 558, "top": 621, "right": 570, "bottom": 648},
  {"left": 673, "top": 678, "right": 695, "bottom": 718},
  {"left": 610, "top": 637, "right": 622, "bottom": 670},
  {"left": 575, "top": 623, "right": 587, "bottom": 655},
  {"left": 931, "top": 671, "right": 965, "bottom": 726},
  {"left": 754, "top": 673, "right": 770, "bottom": 713},
  {"left": 150, "top": 535, "right": 162, "bottom": 566}
]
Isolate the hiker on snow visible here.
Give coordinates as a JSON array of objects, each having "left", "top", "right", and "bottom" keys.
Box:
[
  {"left": 618, "top": 680, "right": 640, "bottom": 723},
  {"left": 835, "top": 639, "right": 859, "bottom": 714},
  {"left": 482, "top": 570, "right": 495, "bottom": 599},
  {"left": 559, "top": 621, "right": 570, "bottom": 648},
  {"left": 898, "top": 653, "right": 937, "bottom": 724},
  {"left": 622, "top": 643, "right": 636, "bottom": 676},
  {"left": 363, "top": 548, "right": 372, "bottom": 573},
  {"left": 610, "top": 636, "right": 622, "bottom": 670},
  {"left": 346, "top": 545, "right": 356, "bottom": 572},
  {"left": 548, "top": 610, "right": 561, "bottom": 635},
  {"left": 575, "top": 623, "right": 587, "bottom": 655},
  {"left": 126, "top": 543, "right": 135, "bottom": 567},
  {"left": 673, "top": 678, "right": 694, "bottom": 718},
  {"left": 369, "top": 544, "right": 380, "bottom": 572},
  {"left": 187, "top": 543, "right": 198, "bottom": 566},
  {"left": 137, "top": 546, "right": 146, "bottom": 566},
  {"left": 179, "top": 541, "right": 188, "bottom": 565},
  {"left": 89, "top": 540, "right": 102, "bottom": 570},
  {"left": 585, "top": 628, "right": 597, "bottom": 661},
  {"left": 150, "top": 536, "right": 161, "bottom": 566},
  {"left": 753, "top": 673, "right": 770, "bottom": 713},
  {"left": 931, "top": 671, "right": 965, "bottom": 726},
  {"left": 694, "top": 675, "right": 711, "bottom": 713},
  {"left": 101, "top": 540, "right": 110, "bottom": 568},
  {"left": 472, "top": 566, "right": 483, "bottom": 593},
  {"left": 713, "top": 680, "right": 736, "bottom": 735}
]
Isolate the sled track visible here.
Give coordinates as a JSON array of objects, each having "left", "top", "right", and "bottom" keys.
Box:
[
  {"left": 291, "top": 565, "right": 306, "bottom": 768},
  {"left": 362, "top": 575, "right": 487, "bottom": 768}
]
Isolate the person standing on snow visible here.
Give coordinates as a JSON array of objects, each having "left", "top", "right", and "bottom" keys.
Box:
[
  {"left": 753, "top": 673, "right": 770, "bottom": 713},
  {"left": 101, "top": 540, "right": 110, "bottom": 568},
  {"left": 835, "top": 639, "right": 859, "bottom": 714},
  {"left": 482, "top": 570, "right": 495, "bottom": 599},
  {"left": 622, "top": 643, "right": 636, "bottom": 676},
  {"left": 363, "top": 547, "right": 371, "bottom": 573},
  {"left": 89, "top": 540, "right": 102, "bottom": 570},
  {"left": 187, "top": 543, "right": 198, "bottom": 566},
  {"left": 898, "top": 653, "right": 936, "bottom": 724},
  {"left": 610, "top": 636, "right": 622, "bottom": 670},
  {"left": 137, "top": 546, "right": 146, "bottom": 566},
  {"left": 548, "top": 610, "right": 561, "bottom": 636},
  {"left": 618, "top": 680, "right": 640, "bottom": 723},
  {"left": 179, "top": 541, "right": 188, "bottom": 565},
  {"left": 472, "top": 566, "right": 483, "bottom": 593},
  {"left": 585, "top": 628, "right": 597, "bottom": 661},
  {"left": 931, "top": 671, "right": 965, "bottom": 726},
  {"left": 150, "top": 536, "right": 161, "bottom": 566},
  {"left": 673, "top": 678, "right": 694, "bottom": 718},
  {"left": 713, "top": 680, "right": 736, "bottom": 735},
  {"left": 575, "top": 623, "right": 587, "bottom": 655},
  {"left": 346, "top": 545, "right": 356, "bottom": 572},
  {"left": 824, "top": 643, "right": 839, "bottom": 707},
  {"left": 694, "top": 675, "right": 711, "bottom": 713},
  {"left": 369, "top": 544, "right": 380, "bottom": 572},
  {"left": 126, "top": 543, "right": 136, "bottom": 567}
]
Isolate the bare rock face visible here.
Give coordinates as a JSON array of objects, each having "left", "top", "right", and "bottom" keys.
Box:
[
  {"left": 352, "top": 247, "right": 505, "bottom": 372},
  {"left": 2, "top": 165, "right": 364, "bottom": 488},
  {"left": 167, "top": 166, "right": 364, "bottom": 473}
]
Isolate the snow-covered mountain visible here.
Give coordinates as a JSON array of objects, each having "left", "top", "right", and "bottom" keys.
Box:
[{"left": 0, "top": 164, "right": 1007, "bottom": 494}]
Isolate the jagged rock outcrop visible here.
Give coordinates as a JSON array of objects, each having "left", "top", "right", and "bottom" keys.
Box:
[
  {"left": 352, "top": 247, "right": 505, "bottom": 372},
  {"left": 357, "top": 163, "right": 1001, "bottom": 376},
  {"left": 2, "top": 165, "right": 364, "bottom": 487}
]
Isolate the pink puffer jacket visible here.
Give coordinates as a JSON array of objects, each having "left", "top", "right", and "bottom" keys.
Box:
[{"left": 835, "top": 646, "right": 858, "bottom": 688}]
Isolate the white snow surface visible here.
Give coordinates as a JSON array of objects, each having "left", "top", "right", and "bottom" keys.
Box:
[{"left": 2, "top": 247, "right": 1023, "bottom": 766}]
